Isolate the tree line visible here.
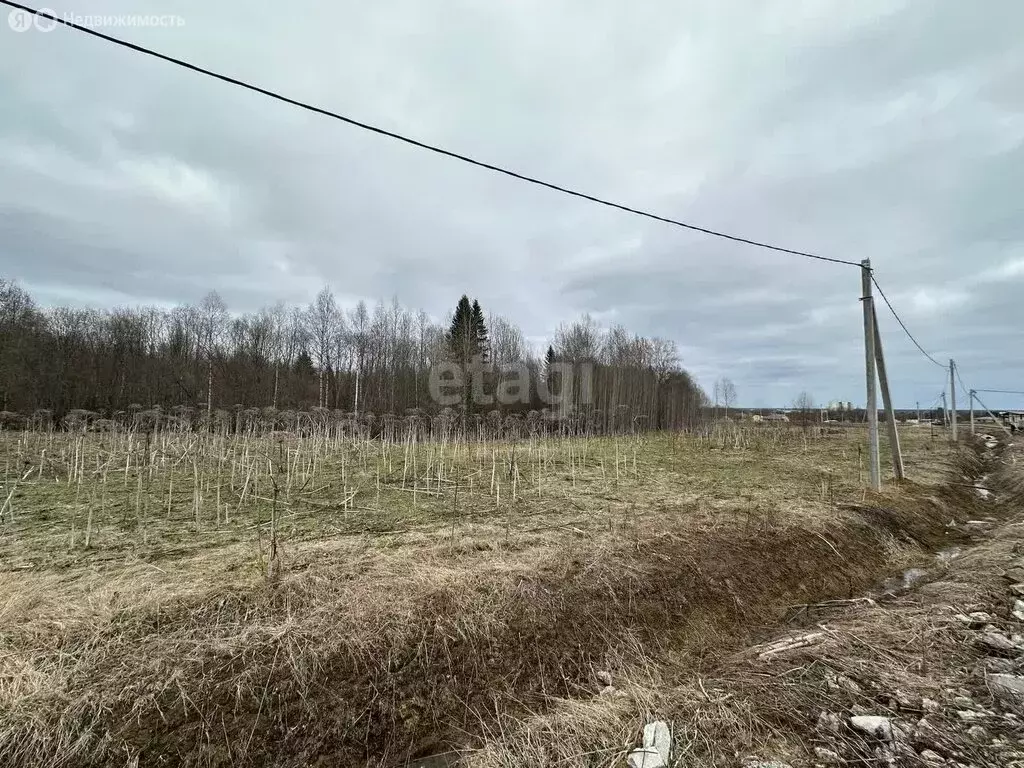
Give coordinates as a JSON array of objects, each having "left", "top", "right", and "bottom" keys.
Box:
[{"left": 0, "top": 280, "right": 707, "bottom": 433}]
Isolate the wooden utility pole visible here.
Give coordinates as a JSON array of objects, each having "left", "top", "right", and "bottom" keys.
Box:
[
  {"left": 860, "top": 260, "right": 881, "bottom": 491},
  {"left": 969, "top": 389, "right": 976, "bottom": 435},
  {"left": 941, "top": 392, "right": 948, "bottom": 427},
  {"left": 872, "top": 303, "right": 905, "bottom": 480},
  {"left": 949, "top": 359, "right": 958, "bottom": 441}
]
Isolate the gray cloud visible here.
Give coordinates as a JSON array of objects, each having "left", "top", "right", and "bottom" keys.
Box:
[{"left": 1, "top": 0, "right": 1022, "bottom": 407}]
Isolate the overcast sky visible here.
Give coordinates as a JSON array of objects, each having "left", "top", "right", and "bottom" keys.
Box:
[{"left": 1, "top": 1, "right": 1022, "bottom": 408}]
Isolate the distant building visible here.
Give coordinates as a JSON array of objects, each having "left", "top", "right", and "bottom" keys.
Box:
[
  {"left": 826, "top": 400, "right": 855, "bottom": 413},
  {"left": 998, "top": 411, "right": 1024, "bottom": 431}
]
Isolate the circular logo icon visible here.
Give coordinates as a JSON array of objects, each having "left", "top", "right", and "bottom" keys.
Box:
[
  {"left": 8, "top": 8, "right": 33, "bottom": 31},
  {"left": 34, "top": 8, "right": 58, "bottom": 32}
]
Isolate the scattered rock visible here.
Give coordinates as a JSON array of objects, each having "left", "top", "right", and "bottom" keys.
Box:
[
  {"left": 872, "top": 744, "right": 896, "bottom": 767},
  {"left": 825, "top": 672, "right": 862, "bottom": 694},
  {"left": 1005, "top": 567, "right": 1024, "bottom": 583},
  {"left": 850, "top": 715, "right": 895, "bottom": 742},
  {"left": 978, "top": 657, "right": 1016, "bottom": 674},
  {"left": 989, "top": 674, "right": 1024, "bottom": 698},
  {"left": 626, "top": 747, "right": 665, "bottom": 768},
  {"left": 889, "top": 689, "right": 921, "bottom": 711},
  {"left": 977, "top": 630, "right": 1024, "bottom": 655},
  {"left": 967, "top": 725, "right": 989, "bottom": 742},
  {"left": 813, "top": 746, "right": 841, "bottom": 764},
  {"left": 626, "top": 721, "right": 671, "bottom": 768},
  {"left": 596, "top": 669, "right": 612, "bottom": 687},
  {"left": 818, "top": 711, "right": 843, "bottom": 735},
  {"left": 922, "top": 698, "right": 941, "bottom": 713},
  {"left": 1014, "top": 601, "right": 1024, "bottom": 622},
  {"left": 1010, "top": 583, "right": 1024, "bottom": 598},
  {"left": 913, "top": 718, "right": 946, "bottom": 753},
  {"left": 956, "top": 613, "right": 992, "bottom": 629},
  {"left": 918, "top": 749, "right": 945, "bottom": 764},
  {"left": 956, "top": 710, "right": 985, "bottom": 722}
]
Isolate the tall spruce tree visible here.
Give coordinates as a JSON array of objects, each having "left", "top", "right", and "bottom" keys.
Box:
[
  {"left": 470, "top": 299, "right": 489, "bottom": 363},
  {"left": 448, "top": 295, "right": 476, "bottom": 364}
]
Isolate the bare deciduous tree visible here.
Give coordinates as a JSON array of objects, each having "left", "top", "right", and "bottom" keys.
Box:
[
  {"left": 794, "top": 391, "right": 816, "bottom": 413},
  {"left": 0, "top": 280, "right": 708, "bottom": 432},
  {"left": 198, "top": 292, "right": 228, "bottom": 425}
]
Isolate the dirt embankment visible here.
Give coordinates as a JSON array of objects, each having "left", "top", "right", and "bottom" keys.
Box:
[
  {"left": 652, "top": 433, "right": 1024, "bottom": 768},
  {"left": 0, "top": 440, "right": 1010, "bottom": 767}
]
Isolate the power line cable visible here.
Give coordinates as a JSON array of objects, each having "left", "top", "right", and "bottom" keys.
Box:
[
  {"left": 870, "top": 274, "right": 946, "bottom": 368},
  {"left": 0, "top": 0, "right": 863, "bottom": 268},
  {"left": 975, "top": 389, "right": 1024, "bottom": 396}
]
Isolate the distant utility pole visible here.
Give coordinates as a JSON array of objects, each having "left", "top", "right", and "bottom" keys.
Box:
[
  {"left": 949, "top": 359, "right": 958, "bottom": 441},
  {"left": 860, "top": 259, "right": 881, "bottom": 491},
  {"left": 969, "top": 389, "right": 976, "bottom": 435},
  {"left": 941, "top": 391, "right": 948, "bottom": 426},
  {"left": 916, "top": 401, "right": 921, "bottom": 424}
]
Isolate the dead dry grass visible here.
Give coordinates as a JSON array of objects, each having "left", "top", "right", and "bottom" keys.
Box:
[
  {"left": 466, "top": 434, "right": 1021, "bottom": 768},
  {"left": 0, "top": 424, "right": 982, "bottom": 766}
]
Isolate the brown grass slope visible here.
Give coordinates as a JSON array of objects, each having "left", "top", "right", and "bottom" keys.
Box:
[{"left": 0, "top": 437, "right": 996, "bottom": 767}]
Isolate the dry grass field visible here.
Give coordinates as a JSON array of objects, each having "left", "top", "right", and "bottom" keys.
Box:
[{"left": 0, "top": 422, "right": 986, "bottom": 767}]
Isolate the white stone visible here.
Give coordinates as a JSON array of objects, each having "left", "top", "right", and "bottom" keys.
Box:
[
  {"left": 1014, "top": 601, "right": 1024, "bottom": 622},
  {"left": 967, "top": 725, "right": 989, "bottom": 741},
  {"left": 626, "top": 748, "right": 665, "bottom": 768},
  {"left": 596, "top": 669, "right": 612, "bottom": 686},
  {"left": 627, "top": 721, "right": 671, "bottom": 768},
  {"left": 918, "top": 749, "right": 944, "bottom": 764},
  {"left": 978, "top": 630, "right": 1023, "bottom": 653},
  {"left": 990, "top": 674, "right": 1024, "bottom": 698},
  {"left": 643, "top": 721, "right": 671, "bottom": 761},
  {"left": 850, "top": 715, "right": 894, "bottom": 741},
  {"left": 957, "top": 709, "right": 985, "bottom": 722},
  {"left": 813, "top": 747, "right": 841, "bottom": 764}
]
